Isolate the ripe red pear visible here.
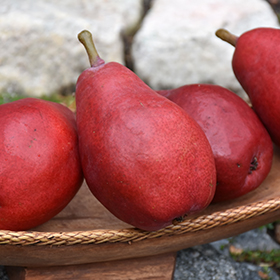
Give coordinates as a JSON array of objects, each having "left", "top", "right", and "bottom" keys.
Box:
[
  {"left": 0, "top": 98, "right": 83, "bottom": 230},
  {"left": 75, "top": 30, "right": 216, "bottom": 231},
  {"left": 216, "top": 27, "right": 280, "bottom": 147},
  {"left": 158, "top": 84, "right": 273, "bottom": 203}
]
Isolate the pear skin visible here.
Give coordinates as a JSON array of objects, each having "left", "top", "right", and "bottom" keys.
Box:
[
  {"left": 158, "top": 84, "right": 273, "bottom": 203},
  {"left": 75, "top": 30, "right": 216, "bottom": 231},
  {"left": 0, "top": 98, "right": 83, "bottom": 230},
  {"left": 216, "top": 27, "right": 280, "bottom": 147}
]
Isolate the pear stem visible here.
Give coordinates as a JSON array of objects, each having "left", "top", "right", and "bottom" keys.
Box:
[
  {"left": 78, "top": 30, "right": 105, "bottom": 67},
  {"left": 215, "top": 29, "right": 238, "bottom": 47}
]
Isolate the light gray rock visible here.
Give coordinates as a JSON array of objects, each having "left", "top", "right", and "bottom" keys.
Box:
[
  {"left": 0, "top": 0, "right": 143, "bottom": 96},
  {"left": 132, "top": 0, "right": 280, "bottom": 99}
]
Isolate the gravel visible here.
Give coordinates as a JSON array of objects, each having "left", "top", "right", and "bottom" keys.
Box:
[
  {"left": 174, "top": 227, "right": 280, "bottom": 280},
  {"left": 174, "top": 244, "right": 267, "bottom": 280}
]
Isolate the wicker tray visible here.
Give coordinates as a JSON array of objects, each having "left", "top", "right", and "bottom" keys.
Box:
[{"left": 1, "top": 146, "right": 280, "bottom": 267}]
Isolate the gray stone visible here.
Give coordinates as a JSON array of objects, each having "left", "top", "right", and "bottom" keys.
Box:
[
  {"left": 174, "top": 243, "right": 279, "bottom": 280},
  {"left": 211, "top": 227, "right": 280, "bottom": 280},
  {"left": 0, "top": 0, "right": 143, "bottom": 96},
  {"left": 132, "top": 0, "right": 280, "bottom": 99},
  {"left": 212, "top": 227, "right": 280, "bottom": 253},
  {"left": 0, "top": 267, "right": 8, "bottom": 280}
]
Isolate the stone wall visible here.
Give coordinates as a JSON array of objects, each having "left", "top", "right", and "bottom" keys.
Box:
[{"left": 0, "top": 0, "right": 279, "bottom": 99}]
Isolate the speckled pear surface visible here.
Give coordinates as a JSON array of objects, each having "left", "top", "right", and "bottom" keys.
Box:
[
  {"left": 0, "top": 98, "right": 83, "bottom": 230},
  {"left": 158, "top": 84, "right": 273, "bottom": 203},
  {"left": 75, "top": 30, "right": 216, "bottom": 231},
  {"left": 216, "top": 27, "right": 280, "bottom": 147}
]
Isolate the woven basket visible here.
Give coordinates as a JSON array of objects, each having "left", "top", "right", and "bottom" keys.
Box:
[
  {"left": 1, "top": 147, "right": 280, "bottom": 267},
  {"left": 0, "top": 196, "right": 280, "bottom": 247}
]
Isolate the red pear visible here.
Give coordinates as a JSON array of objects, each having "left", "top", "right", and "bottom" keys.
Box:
[
  {"left": 158, "top": 84, "right": 273, "bottom": 203},
  {"left": 216, "top": 27, "right": 280, "bottom": 147},
  {"left": 75, "top": 30, "right": 216, "bottom": 231},
  {"left": 0, "top": 98, "right": 83, "bottom": 230}
]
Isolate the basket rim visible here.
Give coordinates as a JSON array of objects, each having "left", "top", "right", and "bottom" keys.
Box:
[{"left": 1, "top": 196, "right": 280, "bottom": 247}]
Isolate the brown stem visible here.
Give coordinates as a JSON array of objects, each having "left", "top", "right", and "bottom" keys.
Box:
[
  {"left": 215, "top": 29, "right": 238, "bottom": 47},
  {"left": 78, "top": 30, "right": 105, "bottom": 67}
]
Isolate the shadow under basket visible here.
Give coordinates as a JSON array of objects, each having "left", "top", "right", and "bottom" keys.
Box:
[{"left": 2, "top": 146, "right": 280, "bottom": 279}]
